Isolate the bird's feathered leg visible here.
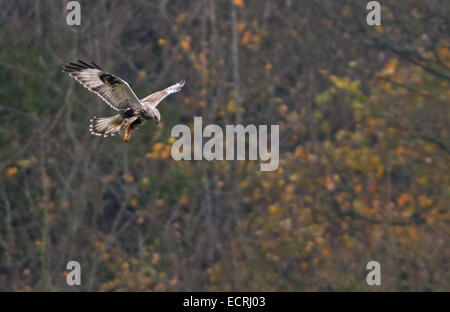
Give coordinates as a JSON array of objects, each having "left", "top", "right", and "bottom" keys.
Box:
[
  {"left": 123, "top": 128, "right": 131, "bottom": 142},
  {"left": 121, "top": 117, "right": 141, "bottom": 142}
]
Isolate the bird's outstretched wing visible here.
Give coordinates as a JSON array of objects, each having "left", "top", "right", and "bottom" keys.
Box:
[
  {"left": 63, "top": 60, "right": 141, "bottom": 111},
  {"left": 141, "top": 79, "right": 185, "bottom": 108}
]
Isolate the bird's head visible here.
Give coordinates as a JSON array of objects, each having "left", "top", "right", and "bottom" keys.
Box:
[
  {"left": 153, "top": 108, "right": 161, "bottom": 124},
  {"left": 143, "top": 106, "right": 161, "bottom": 123}
]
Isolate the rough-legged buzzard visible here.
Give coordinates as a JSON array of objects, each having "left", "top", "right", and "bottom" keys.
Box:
[{"left": 63, "top": 60, "right": 185, "bottom": 142}]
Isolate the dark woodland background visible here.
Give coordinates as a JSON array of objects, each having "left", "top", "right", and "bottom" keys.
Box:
[{"left": 0, "top": 0, "right": 449, "bottom": 291}]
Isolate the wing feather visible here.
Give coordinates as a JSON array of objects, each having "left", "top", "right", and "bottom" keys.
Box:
[
  {"left": 63, "top": 60, "right": 141, "bottom": 111},
  {"left": 141, "top": 79, "right": 185, "bottom": 108}
]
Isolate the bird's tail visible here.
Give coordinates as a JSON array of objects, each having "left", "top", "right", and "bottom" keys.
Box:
[{"left": 89, "top": 114, "right": 123, "bottom": 137}]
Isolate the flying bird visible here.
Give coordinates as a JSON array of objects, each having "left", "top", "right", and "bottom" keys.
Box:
[{"left": 63, "top": 60, "right": 185, "bottom": 142}]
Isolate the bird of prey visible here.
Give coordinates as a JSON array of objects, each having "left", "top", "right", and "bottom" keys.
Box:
[{"left": 63, "top": 60, "right": 185, "bottom": 142}]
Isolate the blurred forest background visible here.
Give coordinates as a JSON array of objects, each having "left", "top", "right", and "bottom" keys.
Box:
[{"left": 0, "top": 0, "right": 449, "bottom": 291}]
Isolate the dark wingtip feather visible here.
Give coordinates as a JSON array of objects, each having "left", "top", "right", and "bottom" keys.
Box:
[
  {"left": 63, "top": 64, "right": 80, "bottom": 72},
  {"left": 63, "top": 60, "right": 103, "bottom": 73},
  {"left": 77, "top": 59, "right": 93, "bottom": 68},
  {"left": 90, "top": 61, "right": 103, "bottom": 70},
  {"left": 62, "top": 64, "right": 75, "bottom": 72},
  {"left": 68, "top": 62, "right": 85, "bottom": 69}
]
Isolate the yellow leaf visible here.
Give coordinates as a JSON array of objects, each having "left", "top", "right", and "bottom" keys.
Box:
[
  {"left": 17, "top": 159, "right": 32, "bottom": 169},
  {"left": 330, "top": 75, "right": 347, "bottom": 89},
  {"left": 227, "top": 99, "right": 237, "bottom": 113},
  {"left": 382, "top": 58, "right": 398, "bottom": 75},
  {"left": 370, "top": 155, "right": 381, "bottom": 166},
  {"left": 241, "top": 31, "right": 251, "bottom": 45},
  {"left": 158, "top": 38, "right": 167, "bottom": 46},
  {"left": 138, "top": 70, "right": 147, "bottom": 80},
  {"left": 237, "top": 22, "right": 246, "bottom": 33},
  {"left": 418, "top": 195, "right": 432, "bottom": 208},
  {"left": 341, "top": 5, "right": 351, "bottom": 17},
  {"left": 417, "top": 176, "right": 428, "bottom": 185},
  {"left": 401, "top": 207, "right": 414, "bottom": 218},
  {"left": 376, "top": 164, "right": 384, "bottom": 178},
  {"left": 374, "top": 25, "right": 383, "bottom": 34},
  {"left": 268, "top": 205, "right": 278, "bottom": 214},
  {"left": 122, "top": 173, "right": 134, "bottom": 183},
  {"left": 352, "top": 199, "right": 365, "bottom": 211},
  {"left": 180, "top": 36, "right": 191, "bottom": 52},
  {"left": 153, "top": 142, "right": 164, "bottom": 153},
  {"left": 175, "top": 13, "right": 188, "bottom": 24}
]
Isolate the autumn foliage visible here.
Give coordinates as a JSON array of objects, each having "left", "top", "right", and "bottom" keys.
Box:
[{"left": 0, "top": 0, "right": 448, "bottom": 291}]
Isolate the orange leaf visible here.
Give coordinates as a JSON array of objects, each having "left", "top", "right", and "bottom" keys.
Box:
[
  {"left": 7, "top": 166, "right": 18, "bottom": 176},
  {"left": 233, "top": 0, "right": 244, "bottom": 8},
  {"left": 397, "top": 193, "right": 412, "bottom": 206}
]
